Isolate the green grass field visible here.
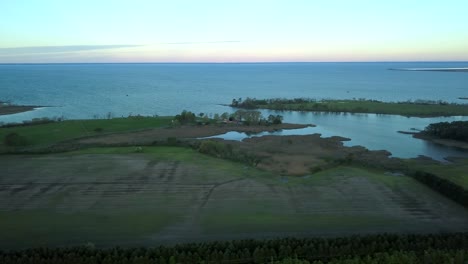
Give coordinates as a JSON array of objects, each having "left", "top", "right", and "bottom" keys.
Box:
[
  {"left": 0, "top": 210, "right": 178, "bottom": 247},
  {"left": 241, "top": 99, "right": 468, "bottom": 117},
  {"left": 1, "top": 147, "right": 467, "bottom": 248},
  {"left": 0, "top": 116, "right": 173, "bottom": 151},
  {"left": 407, "top": 158, "right": 468, "bottom": 189}
]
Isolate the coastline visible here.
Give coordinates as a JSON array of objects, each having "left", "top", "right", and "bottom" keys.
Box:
[
  {"left": 0, "top": 103, "right": 42, "bottom": 116},
  {"left": 389, "top": 68, "right": 468, "bottom": 72},
  {"left": 230, "top": 98, "right": 468, "bottom": 117},
  {"left": 412, "top": 133, "right": 468, "bottom": 150}
]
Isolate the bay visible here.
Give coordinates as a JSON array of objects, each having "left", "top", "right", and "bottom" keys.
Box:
[{"left": 1, "top": 62, "right": 467, "bottom": 159}]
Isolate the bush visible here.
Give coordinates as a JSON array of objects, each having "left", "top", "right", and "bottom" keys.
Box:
[
  {"left": 174, "top": 110, "right": 196, "bottom": 124},
  {"left": 423, "top": 121, "right": 468, "bottom": 142},
  {"left": 4, "top": 132, "right": 28, "bottom": 146},
  {"left": 198, "top": 140, "right": 261, "bottom": 166},
  {"left": 167, "top": 137, "right": 178, "bottom": 146},
  {"left": 199, "top": 140, "right": 226, "bottom": 157},
  {"left": 134, "top": 146, "right": 143, "bottom": 153},
  {"left": 268, "top": 114, "right": 283, "bottom": 124}
]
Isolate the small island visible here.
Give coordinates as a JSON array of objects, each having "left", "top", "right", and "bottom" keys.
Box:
[
  {"left": 0, "top": 101, "right": 41, "bottom": 116},
  {"left": 229, "top": 97, "right": 468, "bottom": 117}
]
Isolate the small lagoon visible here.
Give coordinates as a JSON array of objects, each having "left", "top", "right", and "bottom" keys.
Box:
[
  {"left": 200, "top": 126, "right": 318, "bottom": 141},
  {"left": 203, "top": 111, "right": 468, "bottom": 161}
]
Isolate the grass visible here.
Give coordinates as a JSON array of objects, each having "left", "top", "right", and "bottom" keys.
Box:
[
  {"left": 197, "top": 164, "right": 468, "bottom": 235},
  {"left": 69, "top": 146, "right": 261, "bottom": 176},
  {"left": 239, "top": 98, "right": 468, "bottom": 117},
  {"left": 0, "top": 210, "right": 178, "bottom": 248},
  {"left": 201, "top": 213, "right": 400, "bottom": 233},
  {"left": 407, "top": 158, "right": 468, "bottom": 189},
  {"left": 2, "top": 147, "right": 468, "bottom": 248},
  {"left": 0, "top": 116, "right": 173, "bottom": 151},
  {"left": 298, "top": 166, "right": 409, "bottom": 188}
]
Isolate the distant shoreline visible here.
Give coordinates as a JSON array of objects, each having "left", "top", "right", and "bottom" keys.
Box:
[
  {"left": 230, "top": 98, "right": 468, "bottom": 117},
  {"left": 412, "top": 133, "right": 468, "bottom": 150},
  {"left": 0, "top": 102, "right": 42, "bottom": 116},
  {"left": 389, "top": 68, "right": 468, "bottom": 72}
]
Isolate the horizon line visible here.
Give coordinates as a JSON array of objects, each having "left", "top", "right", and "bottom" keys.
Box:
[{"left": 1, "top": 60, "right": 468, "bottom": 65}]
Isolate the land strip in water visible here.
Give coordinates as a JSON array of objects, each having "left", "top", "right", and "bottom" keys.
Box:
[
  {"left": 0, "top": 101, "right": 42, "bottom": 116},
  {"left": 389, "top": 67, "right": 468, "bottom": 72},
  {"left": 412, "top": 133, "right": 468, "bottom": 150},
  {"left": 408, "top": 120, "right": 468, "bottom": 150},
  {"left": 230, "top": 98, "right": 468, "bottom": 117}
]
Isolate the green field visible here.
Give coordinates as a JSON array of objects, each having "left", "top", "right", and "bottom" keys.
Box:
[
  {"left": 235, "top": 98, "right": 468, "bottom": 117},
  {"left": 1, "top": 147, "right": 467, "bottom": 248},
  {"left": 0, "top": 116, "right": 173, "bottom": 151},
  {"left": 408, "top": 158, "right": 468, "bottom": 189}
]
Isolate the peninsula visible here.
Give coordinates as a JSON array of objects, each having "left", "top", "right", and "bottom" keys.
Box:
[
  {"left": 0, "top": 101, "right": 41, "bottom": 116},
  {"left": 230, "top": 97, "right": 468, "bottom": 117}
]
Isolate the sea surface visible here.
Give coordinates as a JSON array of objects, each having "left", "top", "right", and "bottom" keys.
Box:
[{"left": 1, "top": 62, "right": 468, "bottom": 159}]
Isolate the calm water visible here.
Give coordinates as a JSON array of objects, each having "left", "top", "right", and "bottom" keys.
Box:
[
  {"left": 1, "top": 62, "right": 467, "bottom": 159},
  {"left": 204, "top": 111, "right": 468, "bottom": 161}
]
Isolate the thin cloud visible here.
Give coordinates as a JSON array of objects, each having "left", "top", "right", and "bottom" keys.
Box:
[
  {"left": 0, "top": 45, "right": 142, "bottom": 56},
  {"left": 162, "top": 41, "right": 241, "bottom": 45},
  {"left": 0, "top": 42, "right": 240, "bottom": 56}
]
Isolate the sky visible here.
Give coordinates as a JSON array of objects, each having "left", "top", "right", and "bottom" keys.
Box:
[{"left": 1, "top": 0, "right": 468, "bottom": 63}]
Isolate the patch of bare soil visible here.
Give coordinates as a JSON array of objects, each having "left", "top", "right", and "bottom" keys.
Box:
[{"left": 75, "top": 123, "right": 309, "bottom": 145}]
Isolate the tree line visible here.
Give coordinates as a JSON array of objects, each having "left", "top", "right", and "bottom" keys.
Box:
[
  {"left": 423, "top": 121, "right": 468, "bottom": 142},
  {"left": 411, "top": 170, "right": 468, "bottom": 207},
  {"left": 174, "top": 109, "right": 282, "bottom": 126},
  {"left": 231, "top": 97, "right": 462, "bottom": 108},
  {"left": 1, "top": 233, "right": 467, "bottom": 263}
]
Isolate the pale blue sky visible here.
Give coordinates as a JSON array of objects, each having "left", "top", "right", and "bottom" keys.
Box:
[{"left": 1, "top": 0, "right": 468, "bottom": 62}]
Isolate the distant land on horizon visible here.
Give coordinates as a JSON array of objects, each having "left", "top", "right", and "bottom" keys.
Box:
[
  {"left": 1, "top": 61, "right": 468, "bottom": 65},
  {"left": 389, "top": 67, "right": 468, "bottom": 72}
]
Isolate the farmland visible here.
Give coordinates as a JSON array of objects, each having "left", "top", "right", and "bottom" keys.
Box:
[
  {"left": 1, "top": 146, "right": 467, "bottom": 249},
  {"left": 0, "top": 116, "right": 174, "bottom": 152}
]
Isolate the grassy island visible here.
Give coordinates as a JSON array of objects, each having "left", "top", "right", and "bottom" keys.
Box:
[{"left": 230, "top": 97, "right": 468, "bottom": 117}]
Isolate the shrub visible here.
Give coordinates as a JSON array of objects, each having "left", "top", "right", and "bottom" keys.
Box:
[
  {"left": 198, "top": 140, "right": 261, "bottom": 166},
  {"left": 4, "top": 132, "right": 28, "bottom": 146},
  {"left": 174, "top": 110, "right": 196, "bottom": 124},
  {"left": 134, "top": 146, "right": 143, "bottom": 153},
  {"left": 167, "top": 137, "right": 178, "bottom": 146},
  {"left": 268, "top": 114, "right": 283, "bottom": 124}
]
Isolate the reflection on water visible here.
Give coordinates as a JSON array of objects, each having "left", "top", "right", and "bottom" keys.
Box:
[
  {"left": 272, "top": 110, "right": 468, "bottom": 161},
  {"left": 203, "top": 110, "right": 468, "bottom": 161},
  {"left": 200, "top": 126, "right": 318, "bottom": 141}
]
